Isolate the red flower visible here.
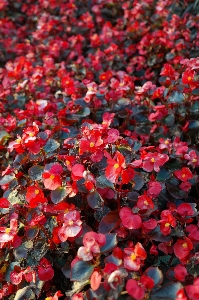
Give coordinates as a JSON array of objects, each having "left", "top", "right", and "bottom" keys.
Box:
[
  {"left": 174, "top": 237, "right": 193, "bottom": 260},
  {"left": 126, "top": 275, "right": 154, "bottom": 300},
  {"left": 142, "top": 219, "right": 157, "bottom": 233},
  {"left": 42, "top": 164, "right": 63, "bottom": 190},
  {"left": 38, "top": 258, "right": 54, "bottom": 281},
  {"left": 90, "top": 271, "right": 102, "bottom": 291},
  {"left": 174, "top": 167, "right": 193, "bottom": 182},
  {"left": 159, "top": 210, "right": 176, "bottom": 236},
  {"left": 137, "top": 194, "right": 154, "bottom": 210},
  {"left": 147, "top": 181, "right": 162, "bottom": 198},
  {"left": 119, "top": 207, "right": 142, "bottom": 230},
  {"left": 8, "top": 136, "right": 24, "bottom": 153},
  {"left": 174, "top": 265, "right": 188, "bottom": 281},
  {"left": 105, "top": 129, "right": 120, "bottom": 144},
  {"left": 160, "top": 63, "right": 179, "bottom": 79},
  {"left": 44, "top": 291, "right": 63, "bottom": 300},
  {"left": 185, "top": 278, "right": 199, "bottom": 300},
  {"left": 180, "top": 181, "right": 192, "bottom": 192},
  {"left": 177, "top": 203, "right": 194, "bottom": 217},
  {"left": 26, "top": 185, "right": 47, "bottom": 207},
  {"left": 105, "top": 151, "right": 134, "bottom": 184},
  {"left": 0, "top": 198, "right": 10, "bottom": 208},
  {"left": 142, "top": 152, "right": 169, "bottom": 172},
  {"left": 123, "top": 243, "right": 147, "bottom": 271},
  {"left": 182, "top": 70, "right": 196, "bottom": 85},
  {"left": 10, "top": 269, "right": 23, "bottom": 285},
  {"left": 126, "top": 279, "right": 145, "bottom": 300},
  {"left": 71, "top": 164, "right": 85, "bottom": 181},
  {"left": 158, "top": 240, "right": 173, "bottom": 255},
  {"left": 105, "top": 151, "right": 126, "bottom": 183}
]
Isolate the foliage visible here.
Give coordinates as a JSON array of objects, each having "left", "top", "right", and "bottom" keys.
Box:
[{"left": 0, "top": 0, "right": 199, "bottom": 299}]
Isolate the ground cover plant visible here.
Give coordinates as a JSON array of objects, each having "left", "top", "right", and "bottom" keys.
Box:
[{"left": 0, "top": 0, "right": 199, "bottom": 299}]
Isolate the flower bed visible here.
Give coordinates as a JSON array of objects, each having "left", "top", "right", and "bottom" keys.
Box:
[{"left": 0, "top": 0, "right": 199, "bottom": 299}]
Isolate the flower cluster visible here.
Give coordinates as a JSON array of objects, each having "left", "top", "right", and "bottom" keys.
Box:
[{"left": 0, "top": 0, "right": 199, "bottom": 300}]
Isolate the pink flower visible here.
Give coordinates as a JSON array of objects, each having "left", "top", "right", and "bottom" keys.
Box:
[
  {"left": 159, "top": 138, "right": 172, "bottom": 152},
  {"left": 147, "top": 181, "right": 162, "bottom": 198},
  {"left": 142, "top": 152, "right": 169, "bottom": 172},
  {"left": 77, "top": 232, "right": 106, "bottom": 261},
  {"left": 0, "top": 219, "right": 18, "bottom": 243},
  {"left": 58, "top": 210, "right": 82, "bottom": 242},
  {"left": 184, "top": 150, "right": 199, "bottom": 167},
  {"left": 119, "top": 207, "right": 142, "bottom": 229}
]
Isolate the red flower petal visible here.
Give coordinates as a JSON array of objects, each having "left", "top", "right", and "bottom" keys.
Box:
[
  {"left": 126, "top": 279, "right": 145, "bottom": 300},
  {"left": 90, "top": 271, "right": 102, "bottom": 291}
]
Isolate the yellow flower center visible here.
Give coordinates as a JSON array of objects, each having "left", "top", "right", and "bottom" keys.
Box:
[
  {"left": 45, "top": 297, "right": 51, "bottom": 300},
  {"left": 68, "top": 220, "right": 74, "bottom": 226},
  {"left": 90, "top": 142, "right": 95, "bottom": 148},
  {"left": 193, "top": 159, "right": 197, "bottom": 162},
  {"left": 65, "top": 81, "right": 70, "bottom": 85},
  {"left": 114, "top": 163, "right": 119, "bottom": 169},
  {"left": 165, "top": 140, "right": 169, "bottom": 144},
  {"left": 29, "top": 132, "right": 34, "bottom": 137},
  {"left": 35, "top": 189, "right": 40, "bottom": 195},
  {"left": 64, "top": 208, "right": 69, "bottom": 213},
  {"left": 151, "top": 158, "right": 155, "bottom": 163},
  {"left": 187, "top": 76, "right": 192, "bottom": 81},
  {"left": 50, "top": 175, "right": 55, "bottom": 180},
  {"left": 182, "top": 174, "right": 186, "bottom": 178},
  {"left": 165, "top": 223, "right": 170, "bottom": 227},
  {"left": 119, "top": 82, "right": 124, "bottom": 86},
  {"left": 144, "top": 201, "right": 148, "bottom": 205},
  {"left": 130, "top": 253, "right": 137, "bottom": 261},
  {"left": 5, "top": 228, "right": 11, "bottom": 234},
  {"left": 16, "top": 139, "right": 21, "bottom": 144},
  {"left": 182, "top": 243, "right": 188, "bottom": 248}
]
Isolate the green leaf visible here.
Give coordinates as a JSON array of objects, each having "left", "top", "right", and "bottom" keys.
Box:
[
  {"left": 99, "top": 211, "right": 120, "bottom": 233},
  {"left": 132, "top": 173, "right": 144, "bottom": 191},
  {"left": 0, "top": 130, "right": 10, "bottom": 145},
  {"left": 156, "top": 168, "right": 170, "bottom": 181},
  {"left": 0, "top": 174, "right": 15, "bottom": 185},
  {"left": 28, "top": 165, "right": 44, "bottom": 181},
  {"left": 5, "top": 262, "right": 20, "bottom": 282},
  {"left": 151, "top": 282, "right": 183, "bottom": 300},
  {"left": 44, "top": 139, "right": 60, "bottom": 153},
  {"left": 71, "top": 260, "right": 94, "bottom": 282},
  {"left": 96, "top": 175, "right": 114, "bottom": 189},
  {"left": 100, "top": 233, "right": 117, "bottom": 253},
  {"left": 189, "top": 120, "right": 199, "bottom": 130},
  {"left": 168, "top": 91, "right": 184, "bottom": 103},
  {"left": 4, "top": 189, "right": 24, "bottom": 205},
  {"left": 51, "top": 187, "right": 67, "bottom": 204},
  {"left": 144, "top": 267, "right": 163, "bottom": 287},
  {"left": 163, "top": 114, "right": 175, "bottom": 127},
  {"left": 166, "top": 182, "right": 187, "bottom": 199},
  {"left": 87, "top": 191, "right": 104, "bottom": 209},
  {"left": 14, "top": 244, "right": 28, "bottom": 260}
]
